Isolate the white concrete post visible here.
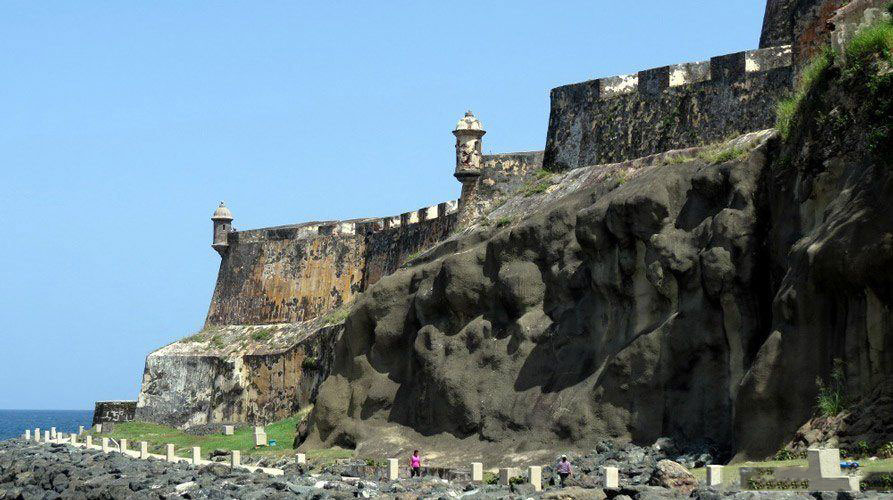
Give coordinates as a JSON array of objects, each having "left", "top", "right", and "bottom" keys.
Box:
[
  {"left": 70, "top": 434, "right": 77, "bottom": 445},
  {"left": 34, "top": 428, "right": 40, "bottom": 442},
  {"left": 50, "top": 427, "right": 56, "bottom": 439},
  {"left": 808, "top": 448, "right": 842, "bottom": 478},
  {"left": 387, "top": 458, "right": 399, "bottom": 480},
  {"left": 528, "top": 466, "right": 542, "bottom": 492},
  {"left": 44, "top": 431, "right": 50, "bottom": 442},
  {"left": 78, "top": 426, "right": 84, "bottom": 436},
  {"left": 230, "top": 450, "right": 241, "bottom": 468},
  {"left": 253, "top": 426, "right": 267, "bottom": 447},
  {"left": 223, "top": 425, "right": 234, "bottom": 436},
  {"left": 139, "top": 441, "right": 149, "bottom": 459},
  {"left": 85, "top": 435, "right": 92, "bottom": 447},
  {"left": 192, "top": 447, "right": 201, "bottom": 465},
  {"left": 94, "top": 424, "right": 102, "bottom": 433},
  {"left": 471, "top": 462, "right": 483, "bottom": 482},
  {"left": 706, "top": 465, "right": 723, "bottom": 486},
  {"left": 166, "top": 444, "right": 176, "bottom": 462},
  {"left": 603, "top": 466, "right": 619, "bottom": 488},
  {"left": 23, "top": 430, "right": 30, "bottom": 440},
  {"left": 120, "top": 439, "right": 128, "bottom": 453},
  {"left": 296, "top": 453, "right": 306, "bottom": 465},
  {"left": 101, "top": 437, "right": 110, "bottom": 453}
]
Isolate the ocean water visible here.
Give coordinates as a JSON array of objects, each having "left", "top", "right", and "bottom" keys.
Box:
[{"left": 0, "top": 410, "right": 93, "bottom": 441}]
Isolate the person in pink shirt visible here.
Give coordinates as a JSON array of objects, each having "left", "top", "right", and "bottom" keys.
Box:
[
  {"left": 410, "top": 450, "right": 421, "bottom": 477},
  {"left": 556, "top": 455, "right": 572, "bottom": 486}
]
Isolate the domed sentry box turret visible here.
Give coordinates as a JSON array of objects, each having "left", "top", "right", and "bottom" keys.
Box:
[
  {"left": 453, "top": 110, "right": 486, "bottom": 181},
  {"left": 211, "top": 201, "right": 233, "bottom": 255}
]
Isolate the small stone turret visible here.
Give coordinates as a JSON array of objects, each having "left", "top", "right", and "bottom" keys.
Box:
[
  {"left": 453, "top": 111, "right": 486, "bottom": 180},
  {"left": 211, "top": 202, "right": 233, "bottom": 255},
  {"left": 453, "top": 111, "right": 486, "bottom": 225}
]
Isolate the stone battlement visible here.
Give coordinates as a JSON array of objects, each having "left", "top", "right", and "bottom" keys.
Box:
[
  {"left": 544, "top": 45, "right": 794, "bottom": 170},
  {"left": 233, "top": 199, "right": 459, "bottom": 243},
  {"left": 562, "top": 45, "right": 792, "bottom": 99}
]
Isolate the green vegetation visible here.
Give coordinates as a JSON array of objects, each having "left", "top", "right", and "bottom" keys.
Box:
[
  {"left": 776, "top": 48, "right": 834, "bottom": 140},
  {"left": 495, "top": 216, "right": 513, "bottom": 228},
  {"left": 301, "top": 356, "right": 318, "bottom": 370},
  {"left": 815, "top": 358, "right": 848, "bottom": 417},
  {"left": 844, "top": 21, "right": 893, "bottom": 68},
  {"left": 774, "top": 448, "right": 804, "bottom": 461},
  {"left": 533, "top": 168, "right": 553, "bottom": 180},
  {"left": 401, "top": 247, "right": 430, "bottom": 265},
  {"left": 184, "top": 333, "right": 205, "bottom": 343},
  {"left": 776, "top": 16, "right": 893, "bottom": 144},
  {"left": 251, "top": 328, "right": 274, "bottom": 342},
  {"left": 880, "top": 442, "right": 893, "bottom": 459},
  {"left": 521, "top": 179, "right": 552, "bottom": 196},
  {"left": 509, "top": 475, "right": 526, "bottom": 485},
  {"left": 483, "top": 471, "right": 498, "bottom": 485},
  {"left": 698, "top": 144, "right": 748, "bottom": 165},
  {"left": 322, "top": 305, "right": 351, "bottom": 325},
  {"left": 84, "top": 408, "right": 356, "bottom": 463},
  {"left": 209, "top": 335, "right": 225, "bottom": 349}
]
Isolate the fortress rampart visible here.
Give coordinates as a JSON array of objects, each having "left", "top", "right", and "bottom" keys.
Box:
[
  {"left": 543, "top": 45, "right": 793, "bottom": 171},
  {"left": 205, "top": 200, "right": 460, "bottom": 326}
]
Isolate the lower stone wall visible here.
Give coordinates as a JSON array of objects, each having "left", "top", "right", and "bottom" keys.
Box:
[
  {"left": 92, "top": 401, "right": 137, "bottom": 425},
  {"left": 135, "top": 323, "right": 342, "bottom": 428}
]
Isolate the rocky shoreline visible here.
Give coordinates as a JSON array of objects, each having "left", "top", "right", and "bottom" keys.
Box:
[{"left": 1, "top": 439, "right": 891, "bottom": 499}]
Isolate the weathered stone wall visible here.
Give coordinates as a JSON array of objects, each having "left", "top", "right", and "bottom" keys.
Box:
[
  {"left": 760, "top": 0, "right": 844, "bottom": 67},
  {"left": 543, "top": 46, "right": 793, "bottom": 171},
  {"left": 205, "top": 228, "right": 366, "bottom": 326},
  {"left": 92, "top": 401, "right": 136, "bottom": 425},
  {"left": 205, "top": 201, "right": 460, "bottom": 327},
  {"left": 363, "top": 213, "right": 458, "bottom": 288},
  {"left": 136, "top": 321, "right": 342, "bottom": 427}
]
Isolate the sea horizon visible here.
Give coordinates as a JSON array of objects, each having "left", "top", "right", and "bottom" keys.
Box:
[{"left": 0, "top": 409, "right": 94, "bottom": 441}]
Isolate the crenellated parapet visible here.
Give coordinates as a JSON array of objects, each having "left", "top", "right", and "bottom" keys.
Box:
[{"left": 544, "top": 45, "right": 794, "bottom": 170}]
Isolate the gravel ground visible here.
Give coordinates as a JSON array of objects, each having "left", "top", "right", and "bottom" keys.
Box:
[{"left": 0, "top": 439, "right": 890, "bottom": 499}]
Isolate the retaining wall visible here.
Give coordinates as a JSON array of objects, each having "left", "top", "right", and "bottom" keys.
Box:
[{"left": 543, "top": 45, "right": 793, "bottom": 170}]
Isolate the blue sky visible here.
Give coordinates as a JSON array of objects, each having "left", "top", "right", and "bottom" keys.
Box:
[{"left": 0, "top": 1, "right": 767, "bottom": 410}]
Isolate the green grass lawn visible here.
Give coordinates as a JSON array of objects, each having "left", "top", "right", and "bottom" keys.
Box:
[
  {"left": 87, "top": 408, "right": 353, "bottom": 463},
  {"left": 691, "top": 458, "right": 893, "bottom": 487}
]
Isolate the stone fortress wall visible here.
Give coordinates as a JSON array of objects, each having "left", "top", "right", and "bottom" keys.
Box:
[
  {"left": 205, "top": 200, "right": 461, "bottom": 326},
  {"left": 543, "top": 45, "right": 794, "bottom": 171}
]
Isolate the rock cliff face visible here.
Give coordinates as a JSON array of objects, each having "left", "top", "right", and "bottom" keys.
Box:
[{"left": 302, "top": 44, "right": 893, "bottom": 457}]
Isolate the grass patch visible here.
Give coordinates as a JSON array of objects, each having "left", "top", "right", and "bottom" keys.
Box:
[
  {"left": 301, "top": 356, "right": 318, "bottom": 370},
  {"left": 698, "top": 144, "right": 748, "bottom": 165},
  {"left": 495, "top": 216, "right": 513, "bottom": 228},
  {"left": 521, "top": 179, "right": 552, "bottom": 196},
  {"left": 816, "top": 358, "right": 849, "bottom": 417},
  {"left": 322, "top": 305, "right": 351, "bottom": 325},
  {"left": 183, "top": 333, "right": 205, "bottom": 343},
  {"left": 209, "top": 335, "right": 225, "bottom": 349},
  {"left": 844, "top": 21, "right": 893, "bottom": 68},
  {"left": 251, "top": 327, "right": 274, "bottom": 342},
  {"left": 776, "top": 48, "right": 834, "bottom": 139},
  {"left": 82, "top": 408, "right": 355, "bottom": 463}
]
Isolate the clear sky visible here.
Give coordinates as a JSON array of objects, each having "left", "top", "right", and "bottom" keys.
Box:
[{"left": 0, "top": 1, "right": 767, "bottom": 410}]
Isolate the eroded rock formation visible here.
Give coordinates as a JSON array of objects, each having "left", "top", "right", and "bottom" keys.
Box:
[{"left": 302, "top": 44, "right": 893, "bottom": 456}]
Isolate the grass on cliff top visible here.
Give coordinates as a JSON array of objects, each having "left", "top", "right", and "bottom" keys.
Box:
[
  {"left": 691, "top": 458, "right": 893, "bottom": 487},
  {"left": 86, "top": 407, "right": 351, "bottom": 463},
  {"left": 776, "top": 19, "right": 893, "bottom": 140}
]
